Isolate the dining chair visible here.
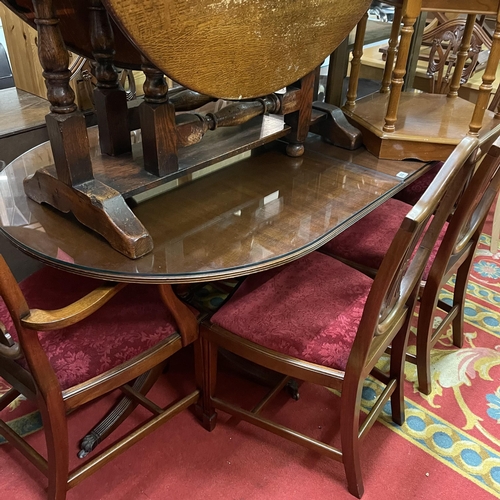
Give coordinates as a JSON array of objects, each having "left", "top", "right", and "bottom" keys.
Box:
[
  {"left": 0, "top": 260, "right": 198, "bottom": 500},
  {"left": 321, "top": 137, "right": 500, "bottom": 395},
  {"left": 197, "top": 136, "right": 480, "bottom": 498}
]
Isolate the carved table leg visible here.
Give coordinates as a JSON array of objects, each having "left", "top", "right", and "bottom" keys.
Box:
[
  {"left": 24, "top": 0, "right": 153, "bottom": 259},
  {"left": 140, "top": 58, "right": 178, "bottom": 176},
  {"left": 285, "top": 71, "right": 315, "bottom": 157},
  {"left": 90, "top": 0, "right": 131, "bottom": 156}
]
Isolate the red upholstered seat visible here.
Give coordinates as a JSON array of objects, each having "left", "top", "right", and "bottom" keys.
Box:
[
  {"left": 321, "top": 197, "right": 447, "bottom": 279},
  {"left": 211, "top": 251, "right": 372, "bottom": 371},
  {"left": 0, "top": 266, "right": 178, "bottom": 391},
  {"left": 0, "top": 257, "right": 200, "bottom": 499},
  {"left": 393, "top": 162, "right": 443, "bottom": 206},
  {"left": 200, "top": 135, "right": 485, "bottom": 499}
]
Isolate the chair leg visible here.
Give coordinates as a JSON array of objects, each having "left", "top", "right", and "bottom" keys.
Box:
[
  {"left": 38, "top": 394, "right": 69, "bottom": 500},
  {"left": 452, "top": 254, "right": 475, "bottom": 349},
  {"left": 340, "top": 379, "right": 364, "bottom": 499},
  {"left": 415, "top": 290, "right": 440, "bottom": 396},
  {"left": 78, "top": 363, "right": 167, "bottom": 458},
  {"left": 490, "top": 197, "right": 500, "bottom": 253},
  {"left": 195, "top": 331, "right": 218, "bottom": 431},
  {"left": 390, "top": 326, "right": 410, "bottom": 424}
]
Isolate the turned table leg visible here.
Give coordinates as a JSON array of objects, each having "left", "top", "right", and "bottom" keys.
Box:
[
  {"left": 469, "top": 13, "right": 500, "bottom": 136},
  {"left": 31, "top": 0, "right": 93, "bottom": 184},
  {"left": 285, "top": 71, "right": 315, "bottom": 157},
  {"left": 383, "top": 0, "right": 422, "bottom": 133},
  {"left": 344, "top": 11, "right": 368, "bottom": 110},
  {"left": 139, "top": 57, "right": 178, "bottom": 176},
  {"left": 23, "top": 0, "right": 153, "bottom": 259},
  {"left": 380, "top": 6, "right": 403, "bottom": 94},
  {"left": 90, "top": 0, "right": 131, "bottom": 156}
]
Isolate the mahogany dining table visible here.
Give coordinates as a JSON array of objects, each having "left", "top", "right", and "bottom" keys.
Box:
[
  {"left": 0, "top": 117, "right": 447, "bottom": 454},
  {"left": 0, "top": 120, "right": 434, "bottom": 285}
]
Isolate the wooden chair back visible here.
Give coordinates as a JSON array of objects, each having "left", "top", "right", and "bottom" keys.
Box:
[
  {"left": 435, "top": 139, "right": 500, "bottom": 271},
  {"left": 425, "top": 18, "right": 488, "bottom": 94},
  {"left": 411, "top": 137, "right": 500, "bottom": 393},
  {"left": 350, "top": 135, "right": 480, "bottom": 373}
]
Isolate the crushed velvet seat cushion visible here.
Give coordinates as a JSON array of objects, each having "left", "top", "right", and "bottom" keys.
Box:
[
  {"left": 393, "top": 161, "right": 443, "bottom": 206},
  {"left": 211, "top": 251, "right": 373, "bottom": 371},
  {"left": 0, "top": 267, "right": 178, "bottom": 391},
  {"left": 321, "top": 197, "right": 447, "bottom": 279}
]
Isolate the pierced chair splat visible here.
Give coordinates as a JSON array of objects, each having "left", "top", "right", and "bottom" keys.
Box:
[
  {"left": 0, "top": 262, "right": 199, "bottom": 500},
  {"left": 197, "top": 136, "right": 480, "bottom": 497},
  {"left": 322, "top": 136, "right": 500, "bottom": 394}
]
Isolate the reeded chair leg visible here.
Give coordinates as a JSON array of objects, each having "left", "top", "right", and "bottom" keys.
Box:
[
  {"left": 196, "top": 330, "right": 218, "bottom": 431},
  {"left": 340, "top": 382, "right": 364, "bottom": 498}
]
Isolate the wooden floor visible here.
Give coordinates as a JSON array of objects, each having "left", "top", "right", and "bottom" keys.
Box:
[
  {"left": 0, "top": 87, "right": 48, "bottom": 138},
  {"left": 0, "top": 88, "right": 49, "bottom": 280}
]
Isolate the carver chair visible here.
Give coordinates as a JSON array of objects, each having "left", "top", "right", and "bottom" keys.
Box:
[
  {"left": 321, "top": 137, "right": 500, "bottom": 394},
  {"left": 198, "top": 136, "right": 480, "bottom": 497},
  {"left": 0, "top": 261, "right": 198, "bottom": 500}
]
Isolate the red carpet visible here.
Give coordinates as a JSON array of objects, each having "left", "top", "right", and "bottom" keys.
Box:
[
  {"left": 1, "top": 207, "right": 500, "bottom": 499},
  {"left": 1, "top": 349, "right": 497, "bottom": 500}
]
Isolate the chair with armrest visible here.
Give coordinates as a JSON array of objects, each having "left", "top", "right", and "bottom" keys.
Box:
[
  {"left": 198, "top": 135, "right": 480, "bottom": 498},
  {"left": 321, "top": 137, "right": 500, "bottom": 394},
  {"left": 0, "top": 261, "right": 198, "bottom": 500}
]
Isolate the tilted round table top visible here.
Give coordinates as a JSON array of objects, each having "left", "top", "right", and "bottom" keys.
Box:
[{"left": 102, "top": 0, "right": 371, "bottom": 98}]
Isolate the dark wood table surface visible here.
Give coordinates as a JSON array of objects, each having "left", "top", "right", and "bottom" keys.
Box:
[{"left": 0, "top": 126, "right": 431, "bottom": 283}]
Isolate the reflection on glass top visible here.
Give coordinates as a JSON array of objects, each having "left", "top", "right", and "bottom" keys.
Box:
[{"left": 0, "top": 130, "right": 402, "bottom": 282}]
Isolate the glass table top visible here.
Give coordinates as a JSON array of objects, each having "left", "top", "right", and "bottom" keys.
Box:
[{"left": 0, "top": 128, "right": 428, "bottom": 283}]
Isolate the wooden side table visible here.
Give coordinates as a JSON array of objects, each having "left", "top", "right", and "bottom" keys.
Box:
[{"left": 343, "top": 0, "right": 500, "bottom": 160}]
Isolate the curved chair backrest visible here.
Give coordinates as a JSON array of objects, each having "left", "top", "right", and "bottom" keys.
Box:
[
  {"left": 349, "top": 135, "right": 480, "bottom": 371},
  {"left": 429, "top": 138, "right": 500, "bottom": 284},
  {"left": 425, "top": 18, "right": 489, "bottom": 94}
]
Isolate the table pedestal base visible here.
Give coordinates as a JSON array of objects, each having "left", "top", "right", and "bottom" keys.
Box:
[{"left": 24, "top": 168, "right": 153, "bottom": 259}]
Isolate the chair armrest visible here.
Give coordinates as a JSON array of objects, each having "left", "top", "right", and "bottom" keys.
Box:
[{"left": 21, "top": 282, "right": 127, "bottom": 331}]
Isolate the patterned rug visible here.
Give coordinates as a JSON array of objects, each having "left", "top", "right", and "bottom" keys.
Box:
[
  {"left": 1, "top": 206, "right": 500, "bottom": 497},
  {"left": 374, "top": 211, "right": 500, "bottom": 498}
]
